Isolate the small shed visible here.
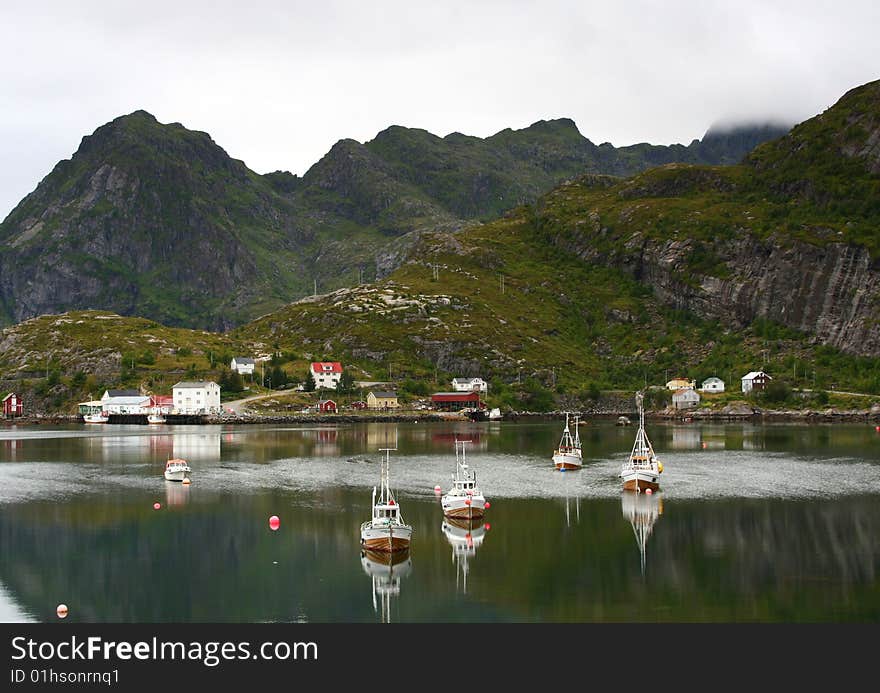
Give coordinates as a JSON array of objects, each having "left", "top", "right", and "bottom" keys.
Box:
[
  {"left": 2, "top": 393, "right": 23, "bottom": 418},
  {"left": 317, "top": 399, "right": 338, "bottom": 413},
  {"left": 672, "top": 388, "right": 701, "bottom": 410}
]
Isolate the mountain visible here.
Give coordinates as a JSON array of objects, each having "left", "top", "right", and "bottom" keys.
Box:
[
  {"left": 0, "top": 112, "right": 789, "bottom": 330},
  {"left": 2, "top": 80, "right": 880, "bottom": 414}
]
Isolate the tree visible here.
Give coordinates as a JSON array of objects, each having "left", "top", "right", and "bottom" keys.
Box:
[
  {"left": 303, "top": 370, "right": 317, "bottom": 392},
  {"left": 337, "top": 370, "right": 356, "bottom": 394}
]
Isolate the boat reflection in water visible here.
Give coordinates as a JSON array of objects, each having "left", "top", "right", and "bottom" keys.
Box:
[
  {"left": 441, "top": 517, "right": 487, "bottom": 594},
  {"left": 164, "top": 479, "right": 191, "bottom": 507},
  {"left": 621, "top": 490, "right": 663, "bottom": 577},
  {"left": 360, "top": 548, "right": 412, "bottom": 623}
]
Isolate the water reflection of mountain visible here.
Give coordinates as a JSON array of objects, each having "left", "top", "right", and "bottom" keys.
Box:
[
  {"left": 360, "top": 549, "right": 412, "bottom": 623},
  {"left": 441, "top": 518, "right": 486, "bottom": 594}
]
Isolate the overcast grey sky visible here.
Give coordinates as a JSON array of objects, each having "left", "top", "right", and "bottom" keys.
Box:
[{"left": 1, "top": 0, "right": 878, "bottom": 219}]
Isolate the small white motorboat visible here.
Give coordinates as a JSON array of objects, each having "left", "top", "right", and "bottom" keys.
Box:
[
  {"left": 83, "top": 411, "right": 109, "bottom": 424},
  {"left": 164, "top": 458, "right": 191, "bottom": 482}
]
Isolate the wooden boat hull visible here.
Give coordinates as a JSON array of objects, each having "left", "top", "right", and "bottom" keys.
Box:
[
  {"left": 553, "top": 452, "right": 582, "bottom": 470},
  {"left": 620, "top": 469, "right": 659, "bottom": 492},
  {"left": 360, "top": 524, "right": 412, "bottom": 552},
  {"left": 441, "top": 493, "right": 486, "bottom": 519}
]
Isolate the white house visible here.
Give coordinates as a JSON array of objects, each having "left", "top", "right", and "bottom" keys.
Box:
[
  {"left": 230, "top": 357, "right": 255, "bottom": 375},
  {"left": 741, "top": 371, "right": 772, "bottom": 394},
  {"left": 100, "top": 389, "right": 151, "bottom": 414},
  {"left": 700, "top": 377, "right": 725, "bottom": 393},
  {"left": 310, "top": 362, "right": 343, "bottom": 390},
  {"left": 672, "top": 389, "right": 701, "bottom": 410},
  {"left": 451, "top": 377, "right": 488, "bottom": 393},
  {"left": 173, "top": 381, "right": 221, "bottom": 414}
]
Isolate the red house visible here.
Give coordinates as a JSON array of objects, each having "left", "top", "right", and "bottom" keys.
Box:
[
  {"left": 430, "top": 391, "right": 484, "bottom": 411},
  {"left": 2, "top": 393, "right": 23, "bottom": 418},
  {"left": 317, "top": 399, "right": 338, "bottom": 413}
]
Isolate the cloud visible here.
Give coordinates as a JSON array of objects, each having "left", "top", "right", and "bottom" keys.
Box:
[{"left": 1, "top": 0, "right": 878, "bottom": 219}]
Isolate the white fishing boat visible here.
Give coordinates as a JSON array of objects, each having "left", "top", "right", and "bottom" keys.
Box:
[
  {"left": 488, "top": 407, "right": 503, "bottom": 420},
  {"left": 163, "top": 458, "right": 192, "bottom": 482},
  {"left": 147, "top": 408, "right": 166, "bottom": 424},
  {"left": 83, "top": 411, "right": 109, "bottom": 424},
  {"left": 441, "top": 517, "right": 486, "bottom": 594},
  {"left": 360, "top": 448, "right": 413, "bottom": 552},
  {"left": 361, "top": 548, "right": 412, "bottom": 623},
  {"left": 621, "top": 488, "right": 663, "bottom": 576},
  {"left": 552, "top": 412, "right": 582, "bottom": 470},
  {"left": 441, "top": 439, "right": 487, "bottom": 519},
  {"left": 619, "top": 391, "right": 663, "bottom": 492}
]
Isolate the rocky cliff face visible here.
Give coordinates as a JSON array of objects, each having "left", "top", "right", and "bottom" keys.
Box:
[{"left": 539, "top": 79, "right": 880, "bottom": 357}]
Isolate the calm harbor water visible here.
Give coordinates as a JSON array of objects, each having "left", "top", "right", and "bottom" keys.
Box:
[{"left": 0, "top": 419, "right": 878, "bottom": 623}]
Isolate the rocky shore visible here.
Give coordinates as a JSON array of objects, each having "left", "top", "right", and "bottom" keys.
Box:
[{"left": 4, "top": 405, "right": 880, "bottom": 426}]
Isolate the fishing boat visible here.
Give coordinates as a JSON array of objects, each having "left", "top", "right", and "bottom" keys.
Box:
[
  {"left": 619, "top": 391, "right": 663, "bottom": 492},
  {"left": 361, "top": 548, "right": 412, "bottom": 623},
  {"left": 552, "top": 412, "right": 582, "bottom": 470},
  {"left": 147, "top": 409, "right": 166, "bottom": 424},
  {"left": 163, "top": 458, "right": 192, "bottom": 482},
  {"left": 441, "top": 517, "right": 486, "bottom": 594},
  {"left": 83, "top": 411, "right": 109, "bottom": 424},
  {"left": 487, "top": 407, "right": 503, "bottom": 420},
  {"left": 441, "top": 439, "right": 487, "bottom": 519},
  {"left": 360, "top": 448, "right": 413, "bottom": 552},
  {"left": 621, "top": 488, "right": 663, "bottom": 576}
]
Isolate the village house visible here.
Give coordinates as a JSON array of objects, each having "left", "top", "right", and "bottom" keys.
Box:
[
  {"left": 316, "top": 399, "right": 337, "bottom": 413},
  {"left": 741, "top": 371, "right": 772, "bottom": 394},
  {"left": 2, "top": 392, "right": 23, "bottom": 418},
  {"left": 700, "top": 377, "right": 725, "bottom": 393},
  {"left": 173, "top": 381, "right": 221, "bottom": 414},
  {"left": 367, "top": 391, "right": 400, "bottom": 410},
  {"left": 149, "top": 394, "right": 174, "bottom": 415},
  {"left": 666, "top": 378, "right": 695, "bottom": 391},
  {"left": 672, "top": 388, "right": 701, "bottom": 410},
  {"left": 431, "top": 391, "right": 484, "bottom": 411},
  {"left": 230, "top": 357, "right": 255, "bottom": 375},
  {"left": 311, "top": 362, "right": 343, "bottom": 390},
  {"left": 100, "top": 389, "right": 151, "bottom": 415},
  {"left": 451, "top": 377, "right": 488, "bottom": 393}
]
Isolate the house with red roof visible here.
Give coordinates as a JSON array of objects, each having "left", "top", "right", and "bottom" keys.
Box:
[{"left": 311, "top": 362, "right": 343, "bottom": 390}]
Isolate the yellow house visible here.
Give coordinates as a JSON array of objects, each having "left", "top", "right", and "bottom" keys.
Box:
[
  {"left": 666, "top": 377, "right": 695, "bottom": 391},
  {"left": 367, "top": 391, "right": 400, "bottom": 410}
]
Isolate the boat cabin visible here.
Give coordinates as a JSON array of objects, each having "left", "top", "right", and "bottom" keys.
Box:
[{"left": 373, "top": 501, "right": 400, "bottom": 521}]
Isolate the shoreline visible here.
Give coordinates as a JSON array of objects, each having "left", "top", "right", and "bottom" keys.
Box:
[{"left": 4, "top": 409, "right": 880, "bottom": 426}]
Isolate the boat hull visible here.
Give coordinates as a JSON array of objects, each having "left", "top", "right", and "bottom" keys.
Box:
[
  {"left": 360, "top": 523, "right": 412, "bottom": 552},
  {"left": 441, "top": 494, "right": 486, "bottom": 519},
  {"left": 553, "top": 452, "right": 582, "bottom": 470},
  {"left": 620, "top": 469, "right": 659, "bottom": 492},
  {"left": 164, "top": 470, "right": 190, "bottom": 482}
]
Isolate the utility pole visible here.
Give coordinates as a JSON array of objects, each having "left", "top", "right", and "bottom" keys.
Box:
[
  {"left": 500, "top": 273, "right": 505, "bottom": 294},
  {"left": 314, "top": 279, "right": 317, "bottom": 296}
]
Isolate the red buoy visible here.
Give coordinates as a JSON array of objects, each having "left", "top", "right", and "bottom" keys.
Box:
[
  {"left": 153, "top": 502, "right": 161, "bottom": 510},
  {"left": 465, "top": 499, "right": 471, "bottom": 506},
  {"left": 484, "top": 501, "right": 491, "bottom": 509},
  {"left": 484, "top": 523, "right": 491, "bottom": 531},
  {"left": 56, "top": 604, "right": 68, "bottom": 619},
  {"left": 434, "top": 485, "right": 442, "bottom": 493},
  {"left": 269, "top": 515, "right": 280, "bottom": 531}
]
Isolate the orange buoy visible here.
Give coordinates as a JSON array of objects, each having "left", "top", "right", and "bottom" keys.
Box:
[
  {"left": 268, "top": 515, "right": 280, "bottom": 531},
  {"left": 56, "top": 604, "right": 68, "bottom": 618},
  {"left": 182, "top": 478, "right": 191, "bottom": 485},
  {"left": 465, "top": 499, "right": 471, "bottom": 506},
  {"left": 153, "top": 502, "right": 161, "bottom": 510}
]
